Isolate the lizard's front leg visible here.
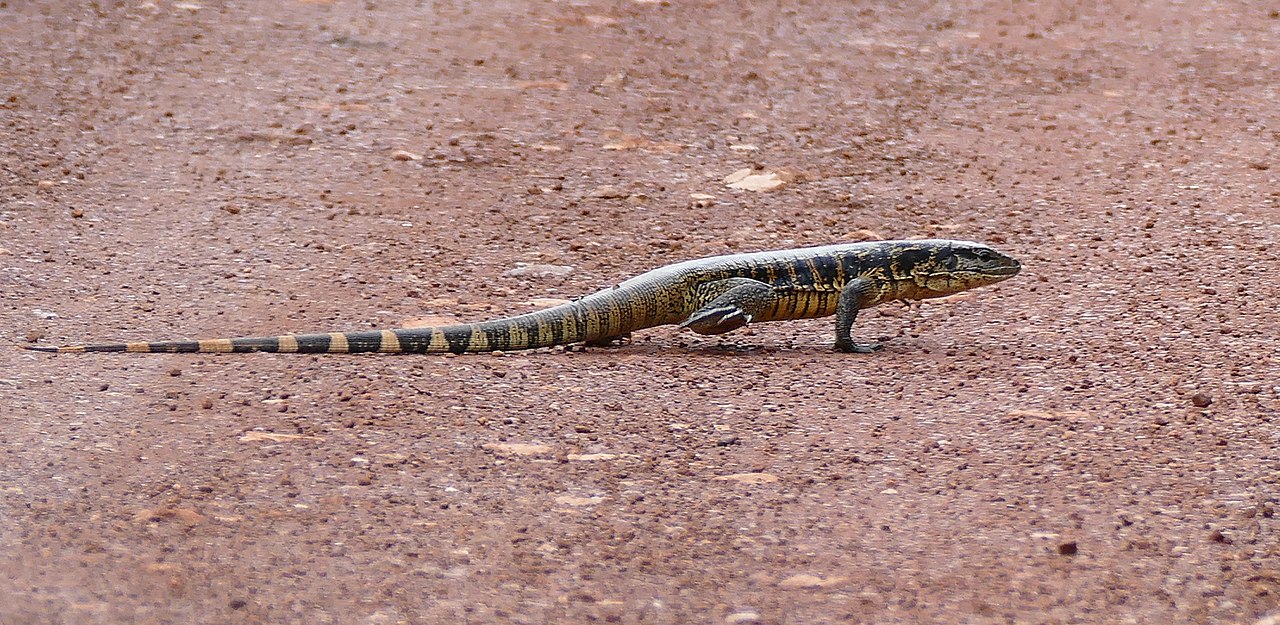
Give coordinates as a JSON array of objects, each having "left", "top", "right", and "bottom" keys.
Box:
[{"left": 834, "top": 277, "right": 882, "bottom": 353}]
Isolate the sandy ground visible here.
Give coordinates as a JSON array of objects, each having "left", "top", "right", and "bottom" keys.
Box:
[{"left": 3, "top": 1, "right": 1279, "bottom": 623}]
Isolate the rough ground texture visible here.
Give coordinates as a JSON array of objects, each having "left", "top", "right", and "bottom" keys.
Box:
[{"left": 4, "top": 1, "right": 1279, "bottom": 624}]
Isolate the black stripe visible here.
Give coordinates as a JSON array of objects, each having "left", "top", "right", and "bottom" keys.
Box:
[
  {"left": 483, "top": 324, "right": 509, "bottom": 351},
  {"left": 521, "top": 319, "right": 541, "bottom": 349},
  {"left": 294, "top": 333, "right": 332, "bottom": 353},
  {"left": 893, "top": 247, "right": 928, "bottom": 280},
  {"left": 784, "top": 259, "right": 800, "bottom": 287},
  {"left": 163, "top": 341, "right": 203, "bottom": 352},
  {"left": 444, "top": 326, "right": 473, "bottom": 354},
  {"left": 546, "top": 314, "right": 564, "bottom": 346},
  {"left": 345, "top": 331, "right": 382, "bottom": 353},
  {"left": 750, "top": 262, "right": 784, "bottom": 317},
  {"left": 21, "top": 345, "right": 61, "bottom": 353},
  {"left": 810, "top": 254, "right": 837, "bottom": 289},
  {"left": 231, "top": 337, "right": 278, "bottom": 353},
  {"left": 748, "top": 261, "right": 771, "bottom": 285},
  {"left": 392, "top": 329, "right": 433, "bottom": 353}
]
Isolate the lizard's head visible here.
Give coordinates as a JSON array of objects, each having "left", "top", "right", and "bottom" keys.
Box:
[{"left": 903, "top": 240, "right": 1022, "bottom": 298}]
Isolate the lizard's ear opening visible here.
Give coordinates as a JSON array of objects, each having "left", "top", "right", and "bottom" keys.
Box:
[{"left": 942, "top": 251, "right": 960, "bottom": 272}]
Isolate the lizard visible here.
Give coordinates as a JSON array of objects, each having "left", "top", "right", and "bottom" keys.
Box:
[{"left": 22, "top": 239, "right": 1020, "bottom": 355}]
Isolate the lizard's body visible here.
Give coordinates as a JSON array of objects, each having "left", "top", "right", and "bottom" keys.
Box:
[{"left": 24, "top": 239, "right": 1020, "bottom": 355}]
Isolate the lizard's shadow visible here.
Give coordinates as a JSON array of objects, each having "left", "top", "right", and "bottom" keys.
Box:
[{"left": 591, "top": 341, "right": 888, "bottom": 357}]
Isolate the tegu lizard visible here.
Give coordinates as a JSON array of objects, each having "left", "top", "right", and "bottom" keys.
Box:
[{"left": 24, "top": 239, "right": 1021, "bottom": 355}]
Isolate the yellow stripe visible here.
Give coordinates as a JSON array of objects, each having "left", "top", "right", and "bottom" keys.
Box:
[
  {"left": 127, "top": 342, "right": 151, "bottom": 353},
  {"left": 429, "top": 328, "right": 448, "bottom": 352},
  {"left": 198, "top": 339, "right": 234, "bottom": 353},
  {"left": 466, "top": 326, "right": 488, "bottom": 352},
  {"left": 799, "top": 260, "right": 817, "bottom": 316},
  {"left": 614, "top": 301, "right": 632, "bottom": 336},
  {"left": 379, "top": 330, "right": 401, "bottom": 353},
  {"left": 586, "top": 308, "right": 602, "bottom": 341},
  {"left": 504, "top": 324, "right": 520, "bottom": 350},
  {"left": 562, "top": 314, "right": 576, "bottom": 343},
  {"left": 64, "top": 346, "right": 86, "bottom": 353},
  {"left": 605, "top": 300, "right": 621, "bottom": 337},
  {"left": 329, "top": 333, "right": 349, "bottom": 353},
  {"left": 277, "top": 335, "right": 299, "bottom": 353}
]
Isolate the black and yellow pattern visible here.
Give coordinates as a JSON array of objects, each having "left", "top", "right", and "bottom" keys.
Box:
[{"left": 23, "top": 239, "right": 1021, "bottom": 355}]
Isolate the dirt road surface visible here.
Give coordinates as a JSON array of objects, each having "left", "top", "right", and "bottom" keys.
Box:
[{"left": 4, "top": 1, "right": 1279, "bottom": 623}]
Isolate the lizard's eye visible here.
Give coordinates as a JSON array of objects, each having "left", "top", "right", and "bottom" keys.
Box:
[{"left": 972, "top": 249, "right": 992, "bottom": 261}]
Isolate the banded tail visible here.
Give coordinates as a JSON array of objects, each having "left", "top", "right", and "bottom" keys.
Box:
[{"left": 22, "top": 300, "right": 617, "bottom": 355}]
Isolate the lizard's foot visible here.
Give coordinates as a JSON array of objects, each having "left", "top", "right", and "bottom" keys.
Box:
[
  {"left": 834, "top": 340, "right": 882, "bottom": 354},
  {"left": 680, "top": 278, "right": 774, "bottom": 336},
  {"left": 680, "top": 306, "right": 752, "bottom": 335}
]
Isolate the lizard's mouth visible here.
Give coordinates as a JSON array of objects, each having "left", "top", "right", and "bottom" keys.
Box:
[{"left": 987, "top": 260, "right": 1021, "bottom": 277}]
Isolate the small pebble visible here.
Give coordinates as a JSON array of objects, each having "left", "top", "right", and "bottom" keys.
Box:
[
  {"left": 1058, "top": 541, "right": 1078, "bottom": 555},
  {"left": 588, "top": 184, "right": 627, "bottom": 199},
  {"left": 1191, "top": 393, "right": 1213, "bottom": 408},
  {"left": 504, "top": 264, "right": 574, "bottom": 278},
  {"left": 777, "top": 574, "right": 826, "bottom": 589}
]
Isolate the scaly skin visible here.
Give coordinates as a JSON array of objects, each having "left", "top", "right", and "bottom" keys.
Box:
[{"left": 22, "top": 239, "right": 1020, "bottom": 354}]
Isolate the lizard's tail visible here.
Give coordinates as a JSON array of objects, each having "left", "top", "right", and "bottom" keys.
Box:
[
  {"left": 21, "top": 300, "right": 618, "bottom": 355},
  {"left": 22, "top": 329, "right": 459, "bottom": 354}
]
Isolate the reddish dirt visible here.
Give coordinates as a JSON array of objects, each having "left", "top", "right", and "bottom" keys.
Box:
[{"left": 4, "top": 2, "right": 1279, "bottom": 623}]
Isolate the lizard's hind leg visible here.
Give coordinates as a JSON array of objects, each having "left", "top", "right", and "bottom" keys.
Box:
[{"left": 679, "top": 278, "right": 776, "bottom": 335}]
